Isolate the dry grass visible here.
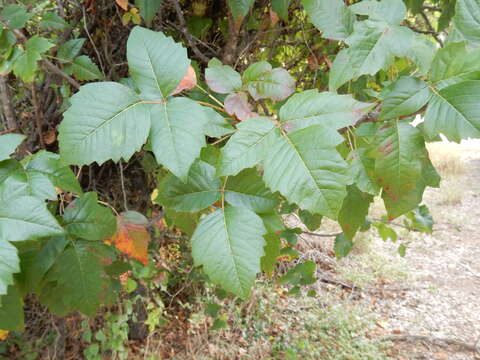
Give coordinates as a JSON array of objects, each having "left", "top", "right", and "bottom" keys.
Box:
[{"left": 427, "top": 142, "right": 465, "bottom": 178}]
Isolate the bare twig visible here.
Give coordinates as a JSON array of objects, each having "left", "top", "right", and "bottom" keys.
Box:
[
  {"left": 170, "top": 0, "right": 210, "bottom": 63},
  {"left": 0, "top": 75, "right": 17, "bottom": 130},
  {"left": 43, "top": 60, "right": 81, "bottom": 89},
  {"left": 419, "top": 11, "right": 444, "bottom": 46},
  {"left": 30, "top": 83, "right": 45, "bottom": 148},
  {"left": 303, "top": 231, "right": 342, "bottom": 238}
]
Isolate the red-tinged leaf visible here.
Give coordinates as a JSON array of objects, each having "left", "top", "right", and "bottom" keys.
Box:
[
  {"left": 170, "top": 65, "right": 197, "bottom": 96},
  {"left": 111, "top": 211, "right": 150, "bottom": 265},
  {"left": 224, "top": 92, "right": 259, "bottom": 121},
  {"left": 116, "top": 0, "right": 128, "bottom": 11}
]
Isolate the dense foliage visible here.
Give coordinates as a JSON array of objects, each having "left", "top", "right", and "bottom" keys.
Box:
[{"left": 0, "top": 0, "right": 479, "bottom": 335}]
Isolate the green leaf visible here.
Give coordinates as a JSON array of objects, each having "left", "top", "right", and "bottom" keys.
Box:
[
  {"left": 279, "top": 90, "right": 371, "bottom": 131},
  {"left": 329, "top": 21, "right": 429, "bottom": 90},
  {"left": 375, "top": 222, "right": 397, "bottom": 241},
  {"left": 23, "top": 151, "right": 83, "bottom": 196},
  {"left": 261, "top": 233, "right": 281, "bottom": 276},
  {"left": 279, "top": 260, "right": 316, "bottom": 285},
  {"left": 405, "top": 204, "right": 434, "bottom": 233},
  {"left": 217, "top": 117, "right": 279, "bottom": 176},
  {"left": 134, "top": 0, "right": 163, "bottom": 26},
  {"left": 302, "top": 0, "right": 356, "bottom": 40},
  {"left": 350, "top": 0, "right": 406, "bottom": 25},
  {"left": 228, "top": 0, "right": 255, "bottom": 18},
  {"left": 202, "top": 106, "right": 234, "bottom": 138},
  {"left": 40, "top": 12, "right": 68, "bottom": 30},
  {"left": 23, "top": 236, "right": 69, "bottom": 294},
  {"left": 453, "top": 0, "right": 480, "bottom": 47},
  {"left": 371, "top": 121, "right": 431, "bottom": 218},
  {"left": 149, "top": 97, "right": 207, "bottom": 181},
  {"left": 156, "top": 160, "right": 220, "bottom": 212},
  {"left": 0, "top": 240, "right": 19, "bottom": 296},
  {"left": 205, "top": 58, "right": 242, "bottom": 94},
  {"left": 57, "top": 38, "right": 86, "bottom": 63},
  {"left": 379, "top": 77, "right": 431, "bottom": 120},
  {"left": 424, "top": 80, "right": 480, "bottom": 142},
  {"left": 244, "top": 63, "right": 295, "bottom": 101},
  {"left": 70, "top": 55, "right": 103, "bottom": 80},
  {"left": 263, "top": 124, "right": 349, "bottom": 219},
  {"left": 298, "top": 209, "right": 322, "bottom": 231},
  {"left": 0, "top": 196, "right": 64, "bottom": 242},
  {"left": 0, "top": 134, "right": 25, "bottom": 161},
  {"left": 63, "top": 193, "right": 117, "bottom": 241},
  {"left": 0, "top": 285, "right": 24, "bottom": 331},
  {"left": 26, "top": 36, "right": 54, "bottom": 54},
  {"left": 429, "top": 42, "right": 480, "bottom": 87},
  {"left": 191, "top": 206, "right": 266, "bottom": 298},
  {"left": 1, "top": 4, "right": 31, "bottom": 29},
  {"left": 272, "top": 0, "right": 292, "bottom": 20},
  {"left": 225, "top": 168, "right": 279, "bottom": 213},
  {"left": 338, "top": 185, "right": 373, "bottom": 239},
  {"left": 334, "top": 233, "right": 353, "bottom": 258},
  {"left": 59, "top": 82, "right": 151, "bottom": 165},
  {"left": 127, "top": 26, "right": 189, "bottom": 101},
  {"left": 348, "top": 148, "right": 380, "bottom": 195},
  {"left": 41, "top": 241, "right": 117, "bottom": 315},
  {"left": 13, "top": 48, "right": 41, "bottom": 83}
]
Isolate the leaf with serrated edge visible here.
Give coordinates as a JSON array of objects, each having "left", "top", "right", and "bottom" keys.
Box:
[
  {"left": 424, "top": 80, "right": 480, "bottom": 142},
  {"left": 379, "top": 77, "right": 431, "bottom": 120},
  {"left": 59, "top": 82, "right": 151, "bottom": 166},
  {"left": 0, "top": 240, "right": 19, "bottom": 296},
  {"left": 225, "top": 168, "right": 279, "bottom": 213},
  {"left": 263, "top": 124, "right": 349, "bottom": 219},
  {"left": 280, "top": 90, "right": 371, "bottom": 131},
  {"left": 63, "top": 192, "right": 117, "bottom": 241},
  {"left": 217, "top": 117, "right": 279, "bottom": 176},
  {"left": 191, "top": 206, "right": 266, "bottom": 298},
  {"left": 156, "top": 161, "right": 220, "bottom": 212}
]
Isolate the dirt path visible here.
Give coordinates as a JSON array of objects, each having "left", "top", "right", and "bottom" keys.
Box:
[{"left": 372, "top": 145, "right": 480, "bottom": 360}]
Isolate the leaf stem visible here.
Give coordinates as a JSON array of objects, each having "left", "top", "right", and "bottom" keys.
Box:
[
  {"left": 221, "top": 176, "right": 229, "bottom": 210},
  {"left": 196, "top": 100, "right": 227, "bottom": 113},
  {"left": 195, "top": 84, "right": 225, "bottom": 108}
]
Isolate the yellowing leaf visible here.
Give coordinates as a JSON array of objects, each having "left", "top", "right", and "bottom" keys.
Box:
[
  {"left": 170, "top": 65, "right": 197, "bottom": 95},
  {"left": 0, "top": 330, "right": 9, "bottom": 341},
  {"left": 116, "top": 0, "right": 128, "bottom": 11},
  {"left": 111, "top": 211, "right": 150, "bottom": 265}
]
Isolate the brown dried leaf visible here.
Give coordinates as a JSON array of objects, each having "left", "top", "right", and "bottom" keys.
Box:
[{"left": 115, "top": 0, "right": 128, "bottom": 11}]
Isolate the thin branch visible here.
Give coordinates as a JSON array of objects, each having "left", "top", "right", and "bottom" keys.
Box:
[
  {"left": 42, "top": 60, "right": 81, "bottom": 89},
  {"left": 30, "top": 83, "right": 45, "bottom": 148},
  {"left": 118, "top": 161, "right": 128, "bottom": 211},
  {"left": 0, "top": 75, "right": 17, "bottom": 130},
  {"left": 170, "top": 0, "right": 210, "bottom": 63},
  {"left": 302, "top": 231, "right": 342, "bottom": 238},
  {"left": 419, "top": 11, "right": 443, "bottom": 46}
]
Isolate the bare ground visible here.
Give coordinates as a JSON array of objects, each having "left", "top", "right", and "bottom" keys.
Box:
[{"left": 372, "top": 146, "right": 480, "bottom": 360}]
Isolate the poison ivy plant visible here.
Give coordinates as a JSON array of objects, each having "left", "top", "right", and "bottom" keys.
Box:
[{"left": 2, "top": 0, "right": 480, "bottom": 331}]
